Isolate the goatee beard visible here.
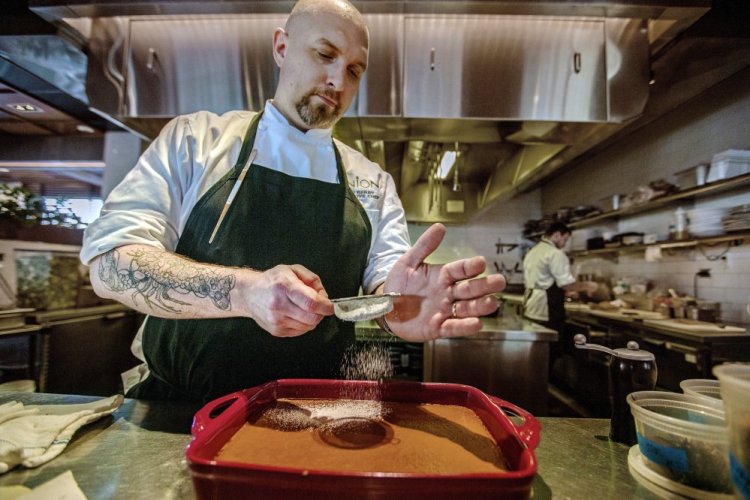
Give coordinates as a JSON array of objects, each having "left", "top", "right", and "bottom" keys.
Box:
[{"left": 296, "top": 90, "right": 341, "bottom": 129}]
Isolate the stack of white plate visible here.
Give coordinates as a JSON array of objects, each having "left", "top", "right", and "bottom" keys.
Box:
[
  {"left": 687, "top": 207, "right": 728, "bottom": 237},
  {"left": 722, "top": 204, "right": 750, "bottom": 232}
]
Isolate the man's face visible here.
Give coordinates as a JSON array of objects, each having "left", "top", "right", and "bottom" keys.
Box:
[
  {"left": 272, "top": 10, "right": 368, "bottom": 130},
  {"left": 551, "top": 231, "right": 571, "bottom": 249}
]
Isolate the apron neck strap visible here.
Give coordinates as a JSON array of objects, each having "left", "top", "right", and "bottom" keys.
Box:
[{"left": 234, "top": 111, "right": 264, "bottom": 171}]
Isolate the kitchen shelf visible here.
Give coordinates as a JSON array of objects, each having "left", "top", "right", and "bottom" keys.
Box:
[
  {"left": 567, "top": 172, "right": 750, "bottom": 229},
  {"left": 569, "top": 231, "right": 750, "bottom": 257}
]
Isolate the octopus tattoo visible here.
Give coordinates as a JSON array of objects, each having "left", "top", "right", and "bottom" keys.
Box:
[{"left": 98, "top": 248, "right": 236, "bottom": 313}]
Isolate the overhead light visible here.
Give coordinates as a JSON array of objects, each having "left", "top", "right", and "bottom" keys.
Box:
[
  {"left": 76, "top": 124, "right": 96, "bottom": 134},
  {"left": 436, "top": 150, "right": 458, "bottom": 180},
  {"left": 7, "top": 103, "right": 43, "bottom": 113}
]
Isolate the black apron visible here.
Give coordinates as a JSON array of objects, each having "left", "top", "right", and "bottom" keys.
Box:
[
  {"left": 545, "top": 281, "right": 566, "bottom": 335},
  {"left": 128, "top": 112, "right": 372, "bottom": 403}
]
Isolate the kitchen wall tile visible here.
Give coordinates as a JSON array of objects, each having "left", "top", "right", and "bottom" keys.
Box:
[
  {"left": 725, "top": 287, "right": 750, "bottom": 303},
  {"left": 710, "top": 273, "right": 740, "bottom": 289},
  {"left": 540, "top": 69, "right": 749, "bottom": 212},
  {"left": 533, "top": 67, "right": 750, "bottom": 324},
  {"left": 408, "top": 190, "right": 539, "bottom": 286}
]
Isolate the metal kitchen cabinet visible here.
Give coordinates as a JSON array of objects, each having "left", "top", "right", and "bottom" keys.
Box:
[
  {"left": 127, "top": 17, "right": 286, "bottom": 117},
  {"left": 126, "top": 14, "right": 401, "bottom": 119},
  {"left": 355, "top": 14, "right": 403, "bottom": 117},
  {"left": 403, "top": 16, "right": 607, "bottom": 121}
]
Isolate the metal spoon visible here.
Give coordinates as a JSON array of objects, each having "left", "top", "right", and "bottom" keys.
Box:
[{"left": 331, "top": 293, "right": 401, "bottom": 321}]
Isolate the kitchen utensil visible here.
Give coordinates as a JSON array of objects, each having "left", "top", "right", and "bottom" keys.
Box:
[
  {"left": 186, "top": 379, "right": 540, "bottom": 500},
  {"left": 574, "top": 334, "right": 657, "bottom": 445},
  {"left": 208, "top": 148, "right": 258, "bottom": 244},
  {"left": 331, "top": 292, "right": 400, "bottom": 321},
  {"left": 586, "top": 237, "right": 605, "bottom": 250},
  {"left": 612, "top": 232, "right": 644, "bottom": 246},
  {"left": 713, "top": 363, "right": 750, "bottom": 500}
]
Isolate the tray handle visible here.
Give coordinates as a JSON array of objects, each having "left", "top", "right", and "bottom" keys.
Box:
[
  {"left": 488, "top": 396, "right": 541, "bottom": 450},
  {"left": 192, "top": 386, "right": 265, "bottom": 437}
]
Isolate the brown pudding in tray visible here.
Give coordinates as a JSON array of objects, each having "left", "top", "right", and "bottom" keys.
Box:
[
  {"left": 216, "top": 398, "right": 508, "bottom": 474},
  {"left": 187, "top": 379, "right": 539, "bottom": 499}
]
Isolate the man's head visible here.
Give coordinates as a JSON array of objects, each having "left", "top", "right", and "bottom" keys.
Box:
[
  {"left": 544, "top": 222, "right": 572, "bottom": 249},
  {"left": 272, "top": 0, "right": 369, "bottom": 130}
]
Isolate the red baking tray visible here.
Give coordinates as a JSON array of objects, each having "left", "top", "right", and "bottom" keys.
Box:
[{"left": 187, "top": 379, "right": 540, "bottom": 499}]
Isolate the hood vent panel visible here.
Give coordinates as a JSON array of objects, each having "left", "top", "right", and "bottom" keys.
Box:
[{"left": 23, "top": 1, "right": 710, "bottom": 222}]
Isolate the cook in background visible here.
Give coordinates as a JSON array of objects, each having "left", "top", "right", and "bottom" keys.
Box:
[
  {"left": 80, "top": 0, "right": 505, "bottom": 403},
  {"left": 523, "top": 222, "right": 598, "bottom": 362}
]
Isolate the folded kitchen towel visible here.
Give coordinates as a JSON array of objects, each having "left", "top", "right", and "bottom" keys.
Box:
[{"left": 0, "top": 395, "right": 123, "bottom": 473}]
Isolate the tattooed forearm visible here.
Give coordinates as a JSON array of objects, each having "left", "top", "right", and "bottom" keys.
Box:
[{"left": 98, "top": 248, "right": 236, "bottom": 313}]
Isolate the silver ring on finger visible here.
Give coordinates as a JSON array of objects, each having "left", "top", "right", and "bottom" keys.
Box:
[{"left": 451, "top": 302, "right": 458, "bottom": 318}]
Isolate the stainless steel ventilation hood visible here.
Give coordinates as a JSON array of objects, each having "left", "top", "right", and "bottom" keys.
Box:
[{"left": 27, "top": 0, "right": 714, "bottom": 222}]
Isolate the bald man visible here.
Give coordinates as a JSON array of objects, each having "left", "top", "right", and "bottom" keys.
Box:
[{"left": 81, "top": 0, "right": 506, "bottom": 403}]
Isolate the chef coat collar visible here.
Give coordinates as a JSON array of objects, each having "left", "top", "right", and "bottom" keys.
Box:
[
  {"left": 541, "top": 237, "right": 556, "bottom": 247},
  {"left": 263, "top": 100, "right": 333, "bottom": 145}
]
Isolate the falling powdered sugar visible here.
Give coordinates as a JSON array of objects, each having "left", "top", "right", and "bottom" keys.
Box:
[{"left": 339, "top": 342, "right": 394, "bottom": 402}]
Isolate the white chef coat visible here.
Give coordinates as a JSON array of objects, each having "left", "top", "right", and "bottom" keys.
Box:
[
  {"left": 522, "top": 238, "right": 575, "bottom": 322},
  {"left": 81, "top": 101, "right": 411, "bottom": 293},
  {"left": 81, "top": 102, "right": 411, "bottom": 393}
]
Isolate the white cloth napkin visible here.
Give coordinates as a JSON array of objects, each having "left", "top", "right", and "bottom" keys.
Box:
[{"left": 0, "top": 395, "right": 123, "bottom": 473}]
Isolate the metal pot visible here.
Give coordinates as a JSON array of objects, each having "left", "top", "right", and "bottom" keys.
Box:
[{"left": 695, "top": 301, "right": 720, "bottom": 322}]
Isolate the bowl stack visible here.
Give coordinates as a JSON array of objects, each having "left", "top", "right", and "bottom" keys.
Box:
[{"left": 687, "top": 207, "right": 728, "bottom": 237}]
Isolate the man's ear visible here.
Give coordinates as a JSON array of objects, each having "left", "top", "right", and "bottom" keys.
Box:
[{"left": 272, "top": 28, "right": 288, "bottom": 68}]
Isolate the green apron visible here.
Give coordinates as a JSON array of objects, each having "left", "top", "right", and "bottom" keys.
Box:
[{"left": 130, "top": 112, "right": 372, "bottom": 403}]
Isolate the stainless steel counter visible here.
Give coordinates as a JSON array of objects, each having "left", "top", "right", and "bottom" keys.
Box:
[
  {"left": 0, "top": 392, "right": 658, "bottom": 499},
  {"left": 356, "top": 315, "right": 556, "bottom": 341}
]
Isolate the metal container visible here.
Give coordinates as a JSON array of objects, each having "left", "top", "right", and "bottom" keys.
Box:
[
  {"left": 674, "top": 164, "right": 708, "bottom": 189},
  {"left": 423, "top": 318, "right": 558, "bottom": 416},
  {"left": 187, "top": 379, "right": 540, "bottom": 500}
]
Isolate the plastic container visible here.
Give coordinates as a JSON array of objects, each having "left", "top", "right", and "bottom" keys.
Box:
[
  {"left": 675, "top": 164, "right": 709, "bottom": 190},
  {"left": 627, "top": 391, "right": 731, "bottom": 494},
  {"left": 628, "top": 446, "right": 735, "bottom": 500},
  {"left": 186, "top": 379, "right": 540, "bottom": 500},
  {"left": 713, "top": 364, "right": 750, "bottom": 500},
  {"left": 708, "top": 150, "right": 750, "bottom": 182},
  {"left": 680, "top": 379, "right": 724, "bottom": 409}
]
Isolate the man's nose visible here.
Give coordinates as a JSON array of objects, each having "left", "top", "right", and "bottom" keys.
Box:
[{"left": 326, "top": 62, "right": 346, "bottom": 90}]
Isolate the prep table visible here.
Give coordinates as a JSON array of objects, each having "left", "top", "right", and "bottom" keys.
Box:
[{"left": 0, "top": 392, "right": 661, "bottom": 499}]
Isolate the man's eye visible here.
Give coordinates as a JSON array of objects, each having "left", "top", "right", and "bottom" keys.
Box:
[
  {"left": 318, "top": 51, "right": 334, "bottom": 60},
  {"left": 349, "top": 68, "right": 362, "bottom": 80}
]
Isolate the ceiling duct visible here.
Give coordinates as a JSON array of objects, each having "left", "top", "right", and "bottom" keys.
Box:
[{"left": 24, "top": 0, "right": 716, "bottom": 221}]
